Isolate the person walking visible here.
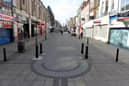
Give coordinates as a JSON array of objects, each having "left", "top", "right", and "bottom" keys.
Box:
[
  {"left": 60, "top": 29, "right": 63, "bottom": 35},
  {"left": 79, "top": 27, "right": 83, "bottom": 39}
]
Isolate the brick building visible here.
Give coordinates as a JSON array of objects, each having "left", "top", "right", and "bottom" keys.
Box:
[{"left": 0, "top": 0, "right": 51, "bottom": 45}]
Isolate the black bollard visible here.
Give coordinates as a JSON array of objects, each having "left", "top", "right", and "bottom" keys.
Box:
[
  {"left": 35, "top": 44, "right": 39, "bottom": 58},
  {"left": 81, "top": 43, "right": 84, "bottom": 54},
  {"left": 85, "top": 46, "right": 88, "bottom": 59},
  {"left": 3, "top": 48, "right": 7, "bottom": 62},
  {"left": 45, "top": 35, "right": 47, "bottom": 40},
  {"left": 40, "top": 43, "right": 43, "bottom": 54},
  {"left": 116, "top": 48, "right": 119, "bottom": 62},
  {"left": 45, "top": 33, "right": 47, "bottom": 40},
  {"left": 42, "top": 44, "right": 46, "bottom": 56},
  {"left": 87, "top": 38, "right": 89, "bottom": 45}
]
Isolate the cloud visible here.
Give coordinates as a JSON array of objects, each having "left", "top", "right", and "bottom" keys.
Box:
[{"left": 42, "top": 0, "right": 82, "bottom": 24}]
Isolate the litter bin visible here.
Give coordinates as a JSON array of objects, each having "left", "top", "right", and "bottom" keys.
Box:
[{"left": 17, "top": 40, "right": 25, "bottom": 53}]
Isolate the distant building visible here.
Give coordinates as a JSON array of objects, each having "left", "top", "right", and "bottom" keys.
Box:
[{"left": 47, "top": 6, "right": 55, "bottom": 28}]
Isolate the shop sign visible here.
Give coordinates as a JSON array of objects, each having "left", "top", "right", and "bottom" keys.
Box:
[
  {"left": 3, "top": 24, "right": 12, "bottom": 28},
  {"left": 117, "top": 11, "right": 129, "bottom": 22},
  {"left": 38, "top": 24, "right": 45, "bottom": 27},
  {"left": 117, "top": 17, "right": 129, "bottom": 22},
  {"left": 0, "top": 13, "right": 14, "bottom": 22},
  {"left": 110, "top": 16, "right": 118, "bottom": 25},
  {"left": 94, "top": 21, "right": 101, "bottom": 24}
]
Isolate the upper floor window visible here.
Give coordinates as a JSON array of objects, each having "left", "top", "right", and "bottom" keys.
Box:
[
  {"left": 90, "top": 0, "right": 94, "bottom": 10},
  {"left": 100, "top": 0, "right": 108, "bottom": 17},
  {"left": 111, "top": 0, "right": 114, "bottom": 10},
  {"left": 96, "top": 0, "right": 100, "bottom": 6},
  {"left": 3, "top": 0, "right": 12, "bottom": 7},
  {"left": 0, "top": 7, "right": 12, "bottom": 15},
  {"left": 0, "top": 0, "right": 12, "bottom": 8},
  {"left": 121, "top": 0, "right": 129, "bottom": 11}
]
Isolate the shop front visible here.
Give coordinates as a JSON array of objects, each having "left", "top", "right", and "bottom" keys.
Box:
[
  {"left": 93, "top": 15, "right": 110, "bottom": 43},
  {"left": 0, "top": 13, "right": 14, "bottom": 45},
  {"left": 83, "top": 20, "right": 94, "bottom": 38},
  {"left": 109, "top": 13, "right": 129, "bottom": 48},
  {"left": 38, "top": 23, "right": 45, "bottom": 36}
]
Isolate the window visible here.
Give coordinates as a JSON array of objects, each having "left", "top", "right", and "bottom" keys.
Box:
[
  {"left": 23, "top": 0, "right": 25, "bottom": 5},
  {"left": 105, "top": 0, "right": 108, "bottom": 14},
  {"left": 111, "top": 0, "right": 114, "bottom": 9},
  {"left": 121, "top": 0, "right": 129, "bottom": 11},
  {"left": 90, "top": 0, "right": 94, "bottom": 10},
  {"left": 3, "top": 0, "right": 12, "bottom": 7},
  {"left": 96, "top": 0, "right": 100, "bottom": 6},
  {"left": 100, "top": 0, "right": 108, "bottom": 17},
  {"left": 0, "top": 0, "right": 3, "bottom": 4},
  {"left": 101, "top": 2, "right": 105, "bottom": 16}
]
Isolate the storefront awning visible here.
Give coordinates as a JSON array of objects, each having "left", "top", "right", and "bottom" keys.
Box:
[{"left": 117, "top": 17, "right": 129, "bottom": 22}]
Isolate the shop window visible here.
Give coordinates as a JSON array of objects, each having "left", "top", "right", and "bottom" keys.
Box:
[{"left": 23, "top": 0, "right": 25, "bottom": 5}]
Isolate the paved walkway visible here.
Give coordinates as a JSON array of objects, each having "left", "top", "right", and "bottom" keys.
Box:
[
  {"left": 0, "top": 32, "right": 129, "bottom": 86},
  {"left": 0, "top": 35, "right": 44, "bottom": 62}
]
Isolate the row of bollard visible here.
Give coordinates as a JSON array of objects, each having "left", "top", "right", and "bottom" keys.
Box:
[
  {"left": 1, "top": 42, "right": 45, "bottom": 62},
  {"left": 81, "top": 38, "right": 120, "bottom": 62}
]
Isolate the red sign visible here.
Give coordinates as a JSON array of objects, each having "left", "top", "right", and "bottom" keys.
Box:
[
  {"left": 3, "top": 24, "right": 12, "bottom": 28},
  {"left": 117, "top": 17, "right": 129, "bottom": 22},
  {"left": 94, "top": 21, "right": 101, "bottom": 24},
  {"left": 0, "top": 13, "right": 14, "bottom": 22},
  {"left": 38, "top": 24, "right": 45, "bottom": 27}
]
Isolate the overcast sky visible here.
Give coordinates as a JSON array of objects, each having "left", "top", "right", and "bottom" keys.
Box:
[{"left": 42, "top": 0, "right": 82, "bottom": 24}]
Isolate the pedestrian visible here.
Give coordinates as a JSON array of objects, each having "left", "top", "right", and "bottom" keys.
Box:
[
  {"left": 79, "top": 27, "right": 83, "bottom": 39},
  {"left": 60, "top": 29, "right": 63, "bottom": 35}
]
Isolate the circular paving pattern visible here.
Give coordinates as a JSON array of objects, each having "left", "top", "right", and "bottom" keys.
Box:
[
  {"left": 44, "top": 57, "right": 80, "bottom": 72},
  {"left": 31, "top": 56, "right": 91, "bottom": 78},
  {"left": 56, "top": 46, "right": 76, "bottom": 51}
]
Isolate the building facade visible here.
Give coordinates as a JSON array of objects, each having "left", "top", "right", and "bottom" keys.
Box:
[
  {"left": 0, "top": 0, "right": 14, "bottom": 45},
  {"left": 109, "top": 0, "right": 129, "bottom": 48},
  {"left": 78, "top": 0, "right": 129, "bottom": 49},
  {"left": 13, "top": 0, "right": 50, "bottom": 40},
  {"left": 0, "top": 0, "right": 51, "bottom": 45}
]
